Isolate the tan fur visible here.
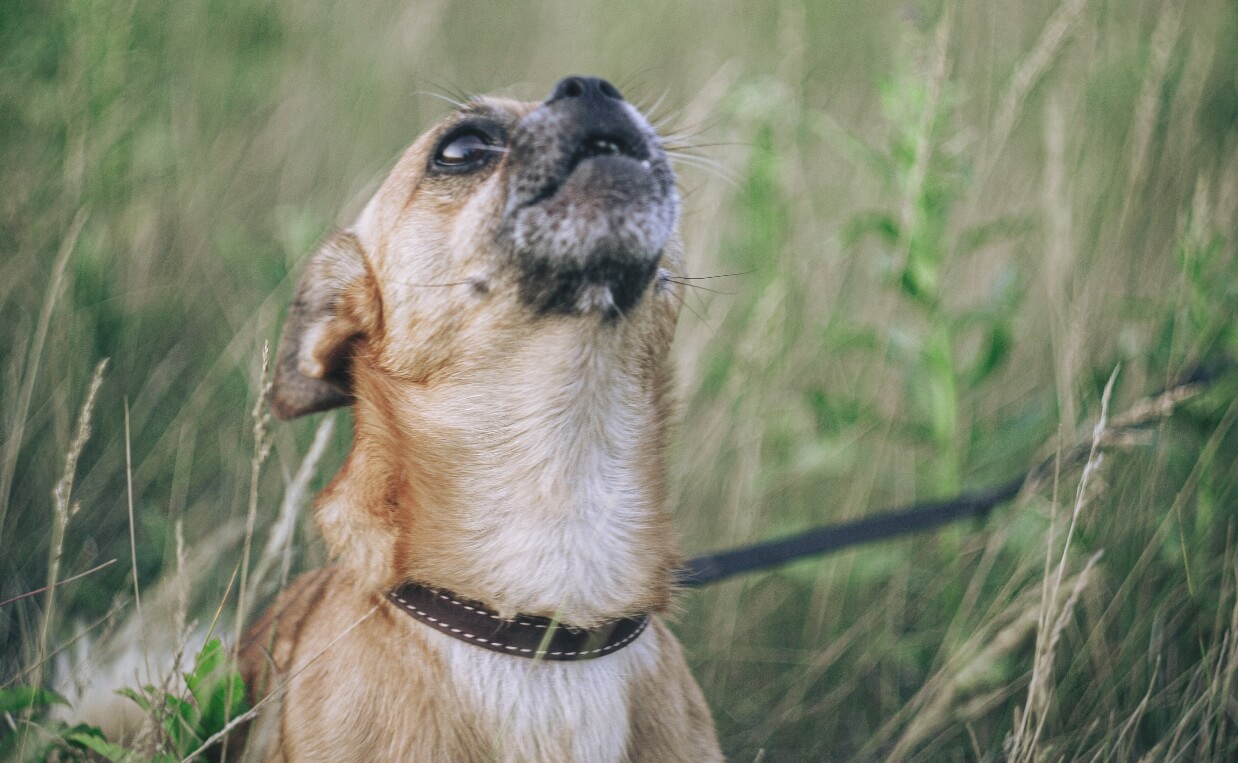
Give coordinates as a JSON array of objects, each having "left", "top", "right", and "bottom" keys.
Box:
[{"left": 239, "top": 83, "right": 721, "bottom": 761}]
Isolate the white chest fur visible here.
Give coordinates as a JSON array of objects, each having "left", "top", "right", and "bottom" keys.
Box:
[{"left": 435, "top": 620, "right": 661, "bottom": 762}]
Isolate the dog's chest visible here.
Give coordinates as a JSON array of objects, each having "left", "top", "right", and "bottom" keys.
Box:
[{"left": 438, "top": 623, "right": 660, "bottom": 762}]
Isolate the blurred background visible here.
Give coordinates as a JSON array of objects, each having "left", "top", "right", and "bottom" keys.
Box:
[{"left": 2, "top": 0, "right": 1235, "bottom": 759}]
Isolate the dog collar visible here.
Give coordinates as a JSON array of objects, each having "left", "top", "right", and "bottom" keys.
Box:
[{"left": 385, "top": 582, "right": 650, "bottom": 661}]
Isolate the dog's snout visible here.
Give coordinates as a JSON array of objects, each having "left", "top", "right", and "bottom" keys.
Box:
[
  {"left": 511, "top": 75, "right": 653, "bottom": 207},
  {"left": 548, "top": 75, "right": 624, "bottom": 104},
  {"left": 501, "top": 77, "right": 678, "bottom": 318}
]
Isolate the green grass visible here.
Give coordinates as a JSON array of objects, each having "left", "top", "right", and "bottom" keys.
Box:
[{"left": 2, "top": 0, "right": 1236, "bottom": 760}]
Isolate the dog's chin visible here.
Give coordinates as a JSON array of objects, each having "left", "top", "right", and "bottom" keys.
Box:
[{"left": 504, "top": 156, "right": 678, "bottom": 318}]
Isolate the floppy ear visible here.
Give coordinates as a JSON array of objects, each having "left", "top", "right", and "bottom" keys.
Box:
[{"left": 270, "top": 229, "right": 379, "bottom": 421}]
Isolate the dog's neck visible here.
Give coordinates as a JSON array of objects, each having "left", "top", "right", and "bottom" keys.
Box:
[{"left": 315, "top": 320, "right": 679, "bottom": 628}]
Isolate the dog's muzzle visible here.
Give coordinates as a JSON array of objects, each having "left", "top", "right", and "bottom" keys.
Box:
[{"left": 500, "top": 76, "right": 678, "bottom": 317}]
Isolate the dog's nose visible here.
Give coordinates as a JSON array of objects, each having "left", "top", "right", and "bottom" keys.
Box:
[{"left": 548, "top": 76, "right": 624, "bottom": 104}]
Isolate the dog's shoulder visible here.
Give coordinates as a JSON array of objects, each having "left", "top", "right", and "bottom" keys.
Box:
[
  {"left": 236, "top": 568, "right": 473, "bottom": 760},
  {"left": 238, "top": 567, "right": 349, "bottom": 698}
]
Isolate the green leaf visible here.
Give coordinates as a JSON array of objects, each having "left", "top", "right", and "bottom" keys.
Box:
[
  {"left": 0, "top": 686, "right": 69, "bottom": 715},
  {"left": 186, "top": 638, "right": 227, "bottom": 690},
  {"left": 956, "top": 215, "right": 1035, "bottom": 255},
  {"left": 822, "top": 323, "right": 883, "bottom": 354},
  {"left": 968, "top": 322, "right": 1012, "bottom": 386},
  {"left": 900, "top": 247, "right": 941, "bottom": 307},
  {"left": 115, "top": 686, "right": 153, "bottom": 712},
  {"left": 184, "top": 638, "right": 250, "bottom": 743},
  {"left": 65, "top": 727, "right": 135, "bottom": 761},
  {"left": 164, "top": 692, "right": 203, "bottom": 753},
  {"left": 841, "top": 211, "right": 901, "bottom": 248}
]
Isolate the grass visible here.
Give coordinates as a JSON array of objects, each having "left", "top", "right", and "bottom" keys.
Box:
[{"left": 2, "top": 0, "right": 1236, "bottom": 760}]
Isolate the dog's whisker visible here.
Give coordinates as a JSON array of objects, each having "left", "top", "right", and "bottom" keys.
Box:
[
  {"left": 631, "top": 84, "right": 672, "bottom": 124},
  {"left": 663, "top": 281, "right": 711, "bottom": 329},
  {"left": 400, "top": 280, "right": 474, "bottom": 288},
  {"left": 646, "top": 88, "right": 673, "bottom": 124},
  {"left": 651, "top": 108, "right": 687, "bottom": 134},
  {"left": 610, "top": 297, "right": 630, "bottom": 327},
  {"left": 665, "top": 278, "right": 736, "bottom": 296},
  {"left": 615, "top": 66, "right": 662, "bottom": 104},
  {"left": 414, "top": 90, "right": 469, "bottom": 109},
  {"left": 650, "top": 105, "right": 690, "bottom": 132},
  {"left": 666, "top": 156, "right": 738, "bottom": 186},
  {"left": 674, "top": 270, "right": 755, "bottom": 280},
  {"left": 660, "top": 127, "right": 710, "bottom": 144},
  {"left": 664, "top": 140, "right": 746, "bottom": 152},
  {"left": 665, "top": 153, "right": 729, "bottom": 174},
  {"left": 663, "top": 150, "right": 724, "bottom": 165},
  {"left": 659, "top": 113, "right": 727, "bottom": 141},
  {"left": 416, "top": 77, "right": 480, "bottom": 109},
  {"left": 665, "top": 151, "right": 731, "bottom": 171}
]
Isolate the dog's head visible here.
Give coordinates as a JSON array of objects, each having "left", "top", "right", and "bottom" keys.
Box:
[{"left": 270, "top": 76, "right": 682, "bottom": 420}]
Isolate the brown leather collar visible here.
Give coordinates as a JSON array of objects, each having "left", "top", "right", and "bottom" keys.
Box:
[{"left": 385, "top": 582, "right": 650, "bottom": 661}]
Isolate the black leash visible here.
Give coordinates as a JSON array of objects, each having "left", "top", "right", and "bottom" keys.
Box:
[
  {"left": 679, "top": 360, "right": 1234, "bottom": 588},
  {"left": 680, "top": 475, "right": 1023, "bottom": 587}
]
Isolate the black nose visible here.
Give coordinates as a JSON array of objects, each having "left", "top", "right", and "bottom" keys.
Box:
[{"left": 548, "top": 76, "right": 624, "bottom": 103}]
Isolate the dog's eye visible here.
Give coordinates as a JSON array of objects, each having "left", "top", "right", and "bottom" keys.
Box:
[{"left": 435, "top": 131, "right": 492, "bottom": 168}]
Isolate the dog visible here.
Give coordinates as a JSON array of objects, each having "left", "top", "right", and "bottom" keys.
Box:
[{"left": 236, "top": 76, "right": 723, "bottom": 761}]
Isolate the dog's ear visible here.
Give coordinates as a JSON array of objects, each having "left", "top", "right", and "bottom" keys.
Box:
[{"left": 270, "top": 229, "right": 379, "bottom": 421}]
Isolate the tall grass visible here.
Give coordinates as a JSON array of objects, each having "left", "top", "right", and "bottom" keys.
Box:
[{"left": 1, "top": 0, "right": 1235, "bottom": 759}]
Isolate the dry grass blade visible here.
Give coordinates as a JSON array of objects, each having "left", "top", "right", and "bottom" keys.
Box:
[
  {"left": 234, "top": 343, "right": 274, "bottom": 642},
  {"left": 33, "top": 358, "right": 108, "bottom": 691},
  {"left": 1020, "top": 370, "right": 1210, "bottom": 496},
  {"left": 1110, "top": 655, "right": 1160, "bottom": 758},
  {"left": 123, "top": 399, "right": 152, "bottom": 687},
  {"left": 0, "top": 209, "right": 88, "bottom": 536},
  {"left": 226, "top": 342, "right": 274, "bottom": 759},
  {"left": 245, "top": 413, "right": 336, "bottom": 609},
  {"left": 1006, "top": 368, "right": 1119, "bottom": 761},
  {"left": 0, "top": 559, "right": 118, "bottom": 609},
  {"left": 1115, "top": 1, "right": 1184, "bottom": 240},
  {"left": 985, "top": 0, "right": 1089, "bottom": 171},
  {"left": 1041, "top": 92, "right": 1080, "bottom": 429},
  {"left": 878, "top": 602, "right": 1040, "bottom": 762}
]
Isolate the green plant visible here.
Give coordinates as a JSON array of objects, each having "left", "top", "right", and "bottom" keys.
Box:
[
  {"left": 117, "top": 638, "right": 250, "bottom": 762},
  {"left": 0, "top": 639, "right": 250, "bottom": 762},
  {"left": 834, "top": 24, "right": 1029, "bottom": 496},
  {"left": 0, "top": 686, "right": 120, "bottom": 763}
]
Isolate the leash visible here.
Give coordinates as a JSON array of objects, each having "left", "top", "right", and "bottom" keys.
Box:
[
  {"left": 680, "top": 476, "right": 1023, "bottom": 587},
  {"left": 679, "top": 360, "right": 1233, "bottom": 588}
]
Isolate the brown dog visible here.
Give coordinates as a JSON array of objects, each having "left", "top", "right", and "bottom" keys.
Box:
[{"left": 236, "top": 76, "right": 722, "bottom": 761}]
